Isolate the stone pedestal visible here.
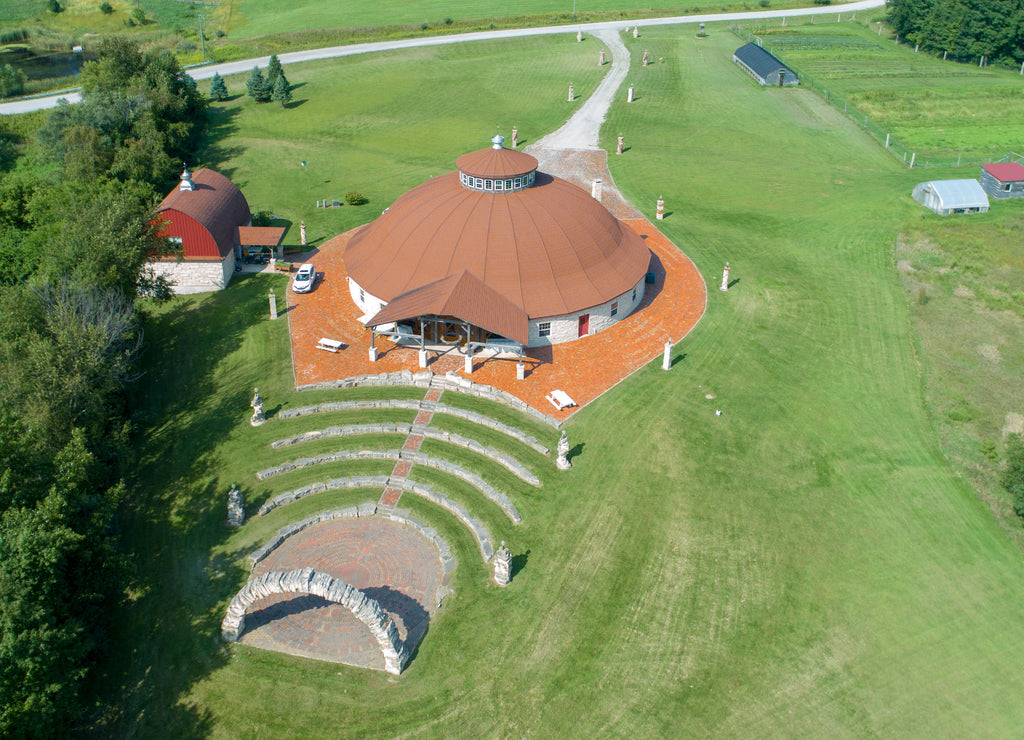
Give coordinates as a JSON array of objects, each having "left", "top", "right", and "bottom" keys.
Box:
[
  {"left": 627, "top": 85, "right": 634, "bottom": 103},
  {"left": 300, "top": 220, "right": 307, "bottom": 246},
  {"left": 250, "top": 388, "right": 266, "bottom": 427},
  {"left": 512, "top": 127, "right": 518, "bottom": 148},
  {"left": 617, "top": 134, "right": 624, "bottom": 155},
  {"left": 464, "top": 352, "right": 474, "bottom": 375},
  {"left": 720, "top": 263, "right": 730, "bottom": 292},
  {"left": 662, "top": 341, "right": 672, "bottom": 370},
  {"left": 656, "top": 198, "right": 664, "bottom": 220},
  {"left": 577, "top": 30, "right": 582, "bottom": 42},
  {"left": 369, "top": 346, "right": 379, "bottom": 362},
  {"left": 592, "top": 179, "right": 603, "bottom": 200},
  {"left": 419, "top": 349, "right": 428, "bottom": 368},
  {"left": 227, "top": 484, "right": 245, "bottom": 527},
  {"left": 568, "top": 83, "right": 575, "bottom": 102},
  {"left": 556, "top": 431, "right": 572, "bottom": 470},
  {"left": 269, "top": 289, "right": 278, "bottom": 320},
  {"left": 633, "top": 24, "right": 639, "bottom": 38},
  {"left": 493, "top": 542, "right": 512, "bottom": 586},
  {"left": 516, "top": 361, "right": 525, "bottom": 380},
  {"left": 599, "top": 50, "right": 605, "bottom": 65}
]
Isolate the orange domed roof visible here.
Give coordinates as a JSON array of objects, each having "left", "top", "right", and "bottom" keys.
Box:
[
  {"left": 456, "top": 147, "right": 537, "bottom": 179},
  {"left": 345, "top": 154, "right": 650, "bottom": 319}
]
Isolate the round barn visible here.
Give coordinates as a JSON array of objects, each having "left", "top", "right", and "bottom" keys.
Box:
[{"left": 344, "top": 136, "right": 651, "bottom": 353}]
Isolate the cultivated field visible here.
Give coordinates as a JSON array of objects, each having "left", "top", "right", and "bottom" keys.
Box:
[
  {"left": 92, "top": 21, "right": 1024, "bottom": 740},
  {"left": 747, "top": 21, "right": 1024, "bottom": 162}
]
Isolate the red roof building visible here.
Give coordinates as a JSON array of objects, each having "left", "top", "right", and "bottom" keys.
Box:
[
  {"left": 344, "top": 136, "right": 651, "bottom": 349},
  {"left": 150, "top": 167, "right": 284, "bottom": 294},
  {"left": 980, "top": 162, "right": 1024, "bottom": 199}
]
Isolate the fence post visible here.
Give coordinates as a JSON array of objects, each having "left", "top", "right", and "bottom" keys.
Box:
[
  {"left": 910, "top": 153, "right": 916, "bottom": 168},
  {"left": 885, "top": 133, "right": 890, "bottom": 149}
]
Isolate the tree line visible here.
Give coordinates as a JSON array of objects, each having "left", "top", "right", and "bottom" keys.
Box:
[
  {"left": 887, "top": 0, "right": 1024, "bottom": 67},
  {"left": 0, "top": 37, "right": 207, "bottom": 736}
]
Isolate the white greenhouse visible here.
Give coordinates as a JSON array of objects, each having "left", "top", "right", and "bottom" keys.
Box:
[{"left": 912, "top": 179, "right": 990, "bottom": 216}]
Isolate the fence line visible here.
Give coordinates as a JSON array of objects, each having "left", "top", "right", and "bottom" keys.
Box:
[{"left": 727, "top": 24, "right": 1023, "bottom": 170}]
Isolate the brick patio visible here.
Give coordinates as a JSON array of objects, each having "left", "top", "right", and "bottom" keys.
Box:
[
  {"left": 240, "top": 517, "right": 444, "bottom": 671},
  {"left": 287, "top": 218, "right": 706, "bottom": 422}
]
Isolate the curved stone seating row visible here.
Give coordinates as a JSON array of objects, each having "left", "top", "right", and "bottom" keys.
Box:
[
  {"left": 257, "top": 456, "right": 522, "bottom": 523},
  {"left": 295, "top": 370, "right": 560, "bottom": 428},
  {"left": 268, "top": 424, "right": 541, "bottom": 486},
  {"left": 248, "top": 504, "right": 458, "bottom": 580},
  {"left": 277, "top": 399, "right": 549, "bottom": 455},
  {"left": 221, "top": 567, "right": 410, "bottom": 675},
  {"left": 388, "top": 480, "right": 495, "bottom": 562}
]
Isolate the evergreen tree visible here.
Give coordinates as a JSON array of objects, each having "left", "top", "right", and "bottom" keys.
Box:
[
  {"left": 271, "top": 73, "right": 292, "bottom": 107},
  {"left": 209, "top": 72, "right": 228, "bottom": 101},
  {"left": 245, "top": 66, "right": 272, "bottom": 103},
  {"left": 267, "top": 53, "right": 283, "bottom": 85}
]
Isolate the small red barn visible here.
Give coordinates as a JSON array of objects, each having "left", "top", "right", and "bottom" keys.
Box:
[
  {"left": 980, "top": 162, "right": 1024, "bottom": 200},
  {"left": 150, "top": 167, "right": 284, "bottom": 294}
]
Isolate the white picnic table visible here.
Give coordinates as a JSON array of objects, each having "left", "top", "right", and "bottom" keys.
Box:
[
  {"left": 316, "top": 338, "right": 345, "bottom": 353},
  {"left": 546, "top": 389, "right": 576, "bottom": 410}
]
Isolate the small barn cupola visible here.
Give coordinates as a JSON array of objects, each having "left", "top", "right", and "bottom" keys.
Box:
[
  {"left": 457, "top": 135, "right": 538, "bottom": 193},
  {"left": 179, "top": 163, "right": 195, "bottom": 192}
]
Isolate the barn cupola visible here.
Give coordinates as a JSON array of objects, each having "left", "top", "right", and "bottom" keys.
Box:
[
  {"left": 456, "top": 135, "right": 538, "bottom": 193},
  {"left": 178, "top": 164, "right": 195, "bottom": 192}
]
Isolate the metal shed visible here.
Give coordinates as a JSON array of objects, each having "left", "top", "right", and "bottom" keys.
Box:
[
  {"left": 912, "top": 180, "right": 990, "bottom": 216},
  {"left": 732, "top": 43, "right": 799, "bottom": 87},
  {"left": 979, "top": 163, "right": 1024, "bottom": 199}
]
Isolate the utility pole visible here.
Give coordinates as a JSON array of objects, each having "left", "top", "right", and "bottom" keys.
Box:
[{"left": 199, "top": 15, "right": 206, "bottom": 63}]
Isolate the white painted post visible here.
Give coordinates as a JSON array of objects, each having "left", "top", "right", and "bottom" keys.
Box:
[
  {"left": 418, "top": 349, "right": 428, "bottom": 368},
  {"left": 599, "top": 50, "right": 605, "bottom": 65},
  {"left": 368, "top": 346, "right": 378, "bottom": 362},
  {"left": 516, "top": 361, "right": 525, "bottom": 380},
  {"left": 269, "top": 289, "right": 277, "bottom": 320},
  {"left": 885, "top": 133, "right": 890, "bottom": 149},
  {"left": 720, "top": 263, "right": 730, "bottom": 292},
  {"left": 627, "top": 85, "right": 634, "bottom": 103},
  {"left": 592, "top": 179, "right": 603, "bottom": 201},
  {"left": 656, "top": 198, "right": 664, "bottom": 220},
  {"left": 568, "top": 83, "right": 574, "bottom": 102},
  {"left": 943, "top": 50, "right": 948, "bottom": 60},
  {"left": 464, "top": 351, "right": 473, "bottom": 375},
  {"left": 914, "top": 44, "right": 919, "bottom": 53},
  {"left": 662, "top": 342, "right": 672, "bottom": 371},
  {"left": 577, "top": 29, "right": 582, "bottom": 42},
  {"left": 910, "top": 152, "right": 916, "bottom": 167}
]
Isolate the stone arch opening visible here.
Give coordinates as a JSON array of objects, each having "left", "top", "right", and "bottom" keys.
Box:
[{"left": 221, "top": 567, "right": 410, "bottom": 675}]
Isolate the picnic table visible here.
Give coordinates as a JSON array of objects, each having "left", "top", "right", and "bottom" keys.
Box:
[
  {"left": 545, "top": 389, "right": 576, "bottom": 411},
  {"left": 316, "top": 338, "right": 345, "bottom": 353}
]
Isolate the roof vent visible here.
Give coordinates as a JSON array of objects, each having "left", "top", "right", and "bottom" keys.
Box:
[
  {"left": 179, "top": 164, "right": 195, "bottom": 192},
  {"left": 491, "top": 134, "right": 504, "bottom": 150}
]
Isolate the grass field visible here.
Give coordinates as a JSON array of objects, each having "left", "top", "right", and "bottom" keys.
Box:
[
  {"left": 89, "top": 23, "right": 1024, "bottom": 739},
  {"left": 749, "top": 21, "right": 1024, "bottom": 162}
]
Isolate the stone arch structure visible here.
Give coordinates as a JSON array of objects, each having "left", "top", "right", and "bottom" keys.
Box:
[{"left": 221, "top": 567, "right": 410, "bottom": 675}]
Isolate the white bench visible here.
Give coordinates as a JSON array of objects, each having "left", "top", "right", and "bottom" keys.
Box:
[
  {"left": 316, "top": 338, "right": 345, "bottom": 353},
  {"left": 545, "top": 389, "right": 576, "bottom": 410}
]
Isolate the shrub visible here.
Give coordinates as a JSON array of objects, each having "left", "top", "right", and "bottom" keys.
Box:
[
  {"left": 48, "top": 0, "right": 62, "bottom": 13},
  {"left": 216, "top": 29, "right": 225, "bottom": 38},
  {"left": 100, "top": 2, "right": 113, "bottom": 14},
  {"left": 420, "top": 22, "right": 429, "bottom": 30},
  {"left": 1001, "top": 434, "right": 1024, "bottom": 518},
  {"left": 251, "top": 209, "right": 274, "bottom": 226},
  {"left": 345, "top": 191, "right": 367, "bottom": 206},
  {"left": 444, "top": 17, "right": 453, "bottom": 25}
]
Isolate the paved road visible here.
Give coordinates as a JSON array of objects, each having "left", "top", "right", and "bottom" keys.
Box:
[{"left": 0, "top": 0, "right": 884, "bottom": 116}]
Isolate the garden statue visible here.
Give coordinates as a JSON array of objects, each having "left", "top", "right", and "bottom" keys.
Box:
[
  {"left": 250, "top": 387, "right": 266, "bottom": 426},
  {"left": 557, "top": 431, "right": 572, "bottom": 470},
  {"left": 494, "top": 542, "right": 512, "bottom": 586},
  {"left": 227, "top": 484, "right": 245, "bottom": 527}
]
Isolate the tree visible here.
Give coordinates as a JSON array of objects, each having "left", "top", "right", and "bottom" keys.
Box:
[
  {"left": 1001, "top": 433, "right": 1024, "bottom": 519},
  {"left": 271, "top": 73, "right": 292, "bottom": 107},
  {"left": 267, "top": 54, "right": 283, "bottom": 85},
  {"left": 245, "top": 66, "right": 272, "bottom": 102},
  {"left": 209, "top": 72, "right": 228, "bottom": 101},
  {"left": 0, "top": 64, "right": 26, "bottom": 98}
]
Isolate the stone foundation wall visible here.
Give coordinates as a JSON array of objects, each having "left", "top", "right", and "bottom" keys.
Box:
[{"left": 148, "top": 252, "right": 235, "bottom": 295}]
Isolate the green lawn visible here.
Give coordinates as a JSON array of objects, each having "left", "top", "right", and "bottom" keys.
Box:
[{"left": 94, "top": 25, "right": 1024, "bottom": 739}]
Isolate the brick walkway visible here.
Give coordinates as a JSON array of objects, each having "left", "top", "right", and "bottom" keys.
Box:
[
  {"left": 240, "top": 517, "right": 443, "bottom": 671},
  {"left": 287, "top": 220, "right": 705, "bottom": 423}
]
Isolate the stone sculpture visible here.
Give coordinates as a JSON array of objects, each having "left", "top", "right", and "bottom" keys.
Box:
[
  {"left": 493, "top": 541, "right": 512, "bottom": 586},
  {"left": 557, "top": 430, "right": 572, "bottom": 470},
  {"left": 227, "top": 483, "right": 245, "bottom": 527},
  {"left": 250, "top": 387, "right": 266, "bottom": 426}
]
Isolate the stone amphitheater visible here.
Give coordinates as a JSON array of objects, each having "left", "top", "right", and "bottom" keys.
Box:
[{"left": 221, "top": 372, "right": 555, "bottom": 674}]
